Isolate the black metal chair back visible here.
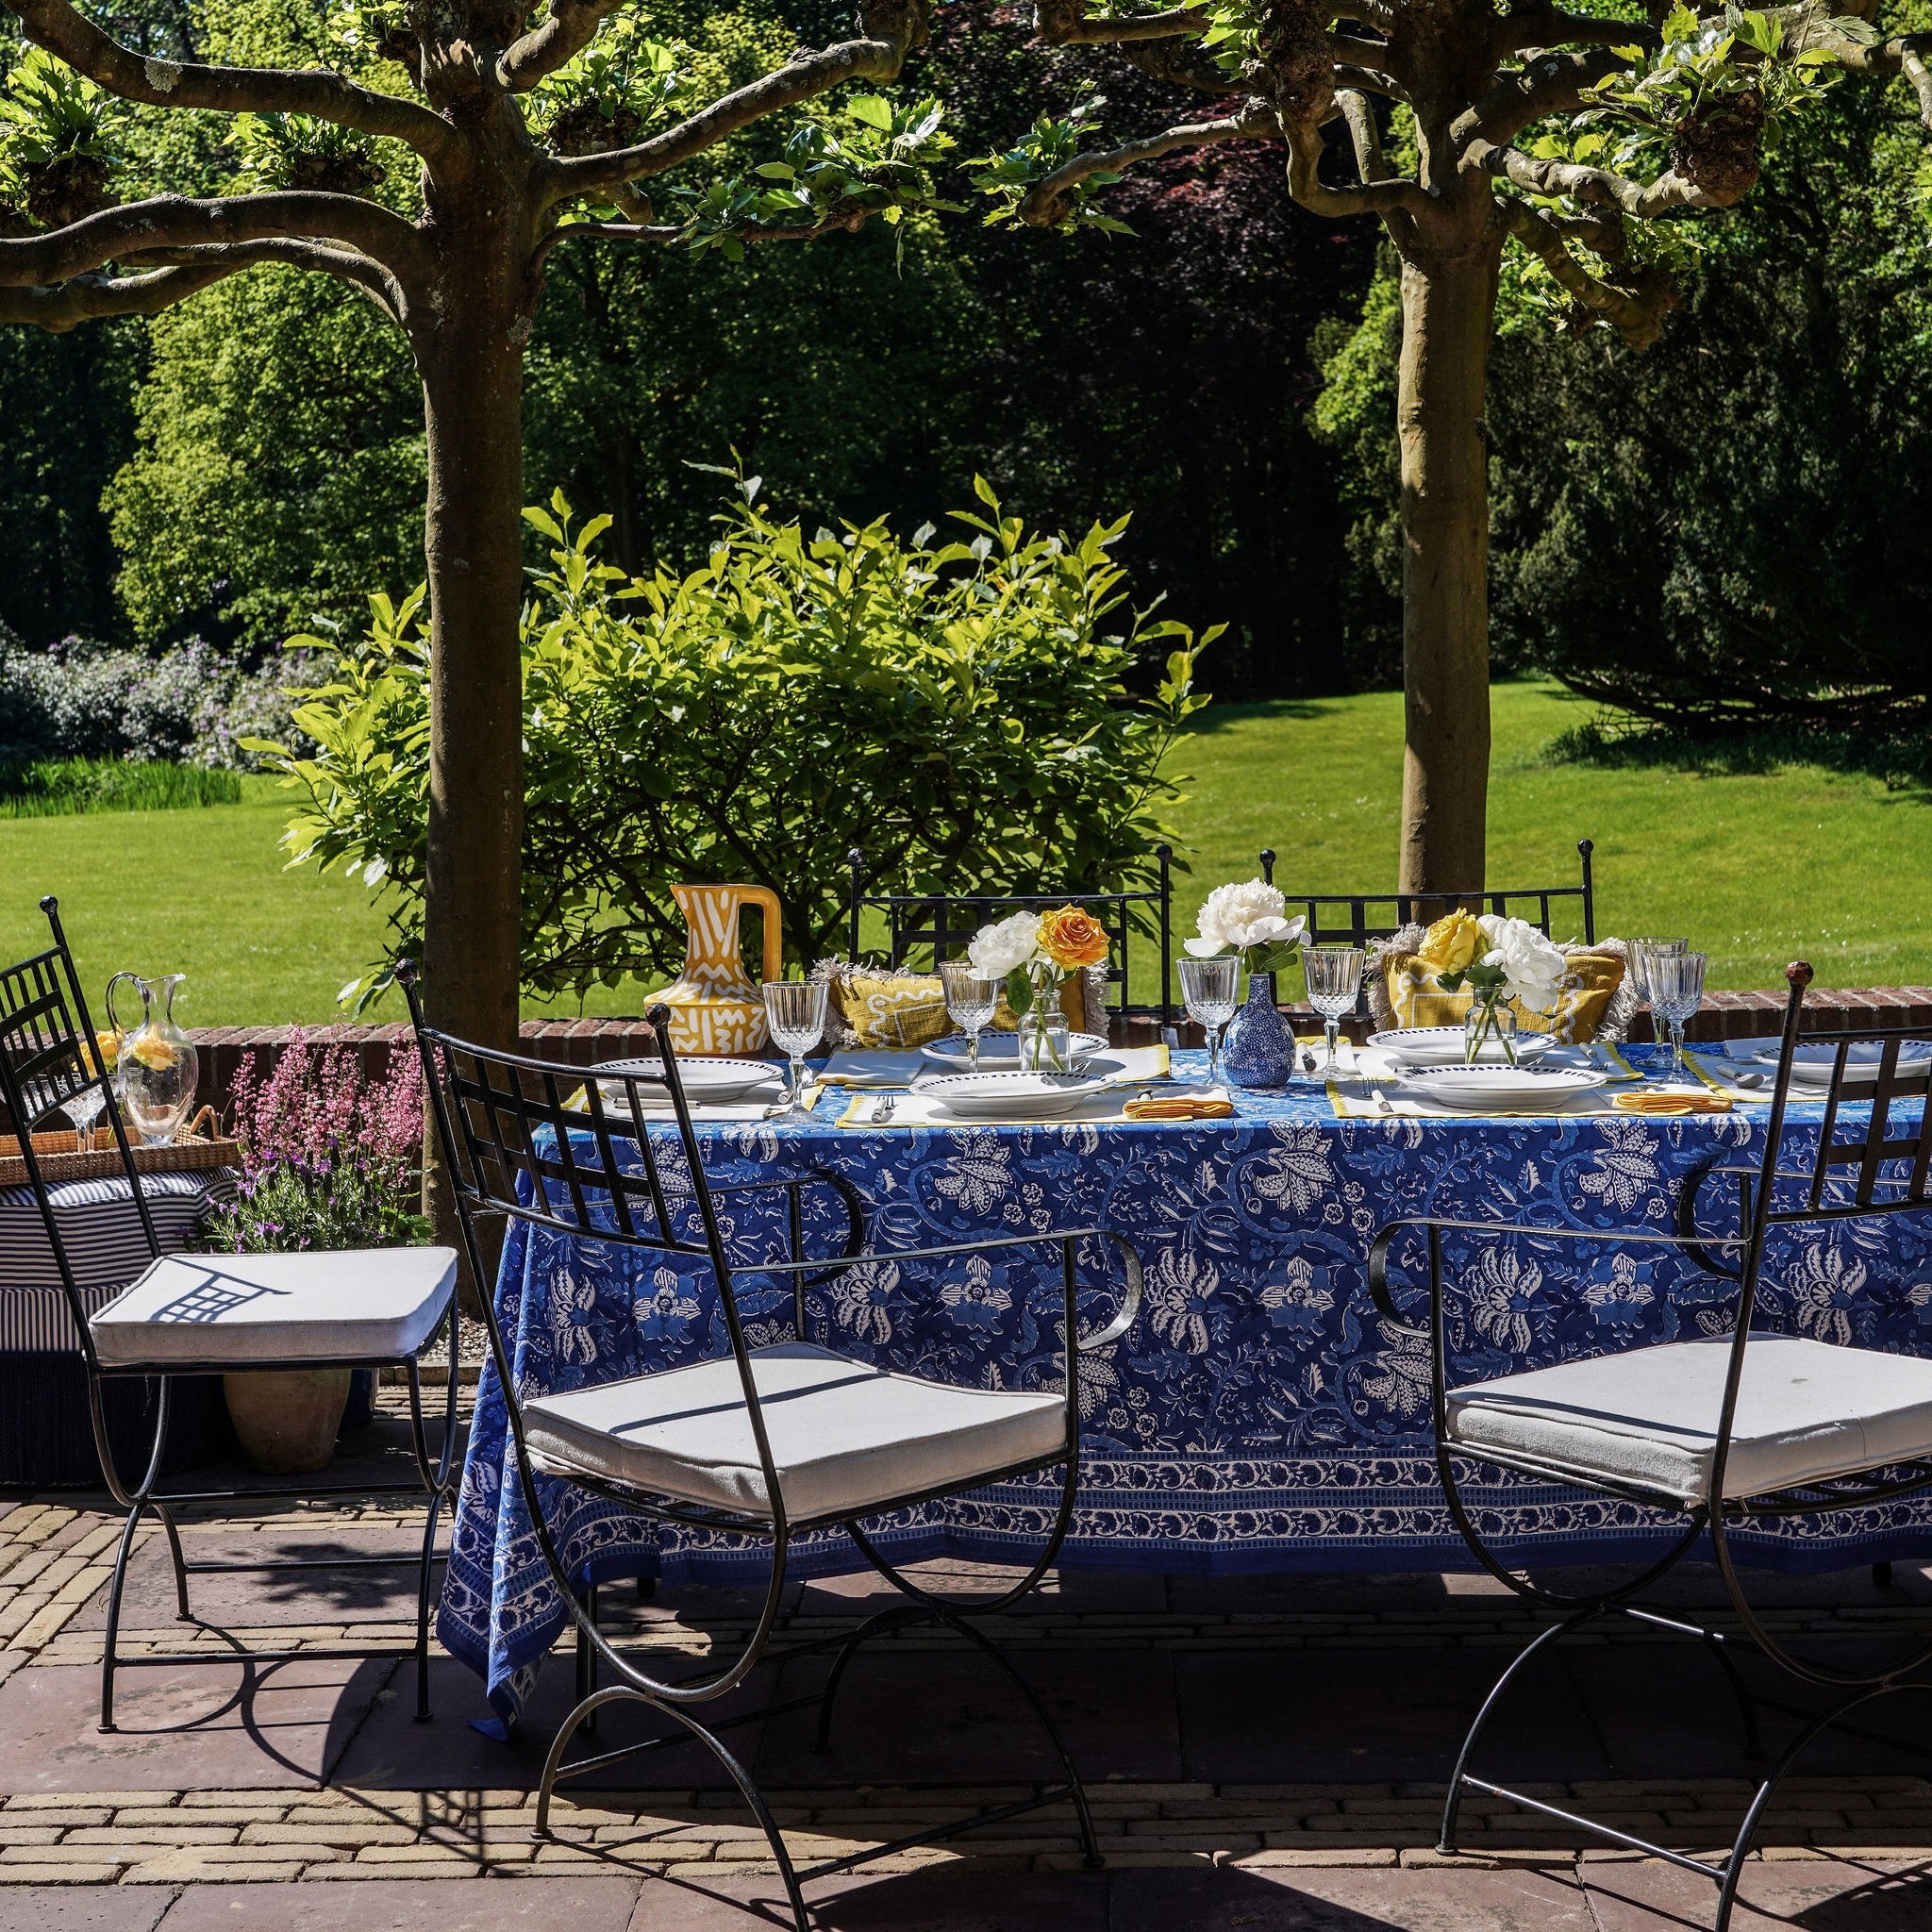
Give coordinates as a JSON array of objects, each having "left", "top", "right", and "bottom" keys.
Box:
[
  {"left": 0, "top": 897, "right": 160, "bottom": 1371},
  {"left": 1259, "top": 838, "right": 1596, "bottom": 949},
  {"left": 845, "top": 845, "right": 1174, "bottom": 1021}
]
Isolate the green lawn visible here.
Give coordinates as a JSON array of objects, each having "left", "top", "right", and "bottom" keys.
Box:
[{"left": 5, "top": 683, "right": 1928, "bottom": 1025}]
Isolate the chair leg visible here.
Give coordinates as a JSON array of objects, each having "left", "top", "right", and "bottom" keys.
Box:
[
  {"left": 155, "top": 1504, "right": 192, "bottom": 1622},
  {"left": 536, "top": 1683, "right": 810, "bottom": 1932},
  {"left": 1440, "top": 1607, "right": 1599, "bottom": 1854},
  {"left": 812, "top": 1603, "right": 913, "bottom": 1757},
  {"left": 98, "top": 1497, "right": 152, "bottom": 1734},
  {"left": 1697, "top": 1626, "right": 1765, "bottom": 1763},
  {"left": 575, "top": 1582, "right": 599, "bottom": 1736},
  {"left": 412, "top": 1483, "right": 446, "bottom": 1724}
]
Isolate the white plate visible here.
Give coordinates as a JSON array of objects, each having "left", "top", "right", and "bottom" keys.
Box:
[
  {"left": 596, "top": 1057, "right": 776, "bottom": 1103},
  {"left": 1402, "top": 1065, "right": 1607, "bottom": 1111},
  {"left": 912, "top": 1070, "right": 1110, "bottom": 1119},
  {"left": 1369, "top": 1025, "right": 1556, "bottom": 1067},
  {"left": 921, "top": 1031, "right": 1109, "bottom": 1069},
  {"left": 1750, "top": 1042, "right": 1932, "bottom": 1083}
]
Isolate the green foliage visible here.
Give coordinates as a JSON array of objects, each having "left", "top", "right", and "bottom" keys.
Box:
[
  {"left": 232, "top": 112, "right": 386, "bottom": 194},
  {"left": 0, "top": 757, "right": 242, "bottom": 816},
  {"left": 529, "top": 15, "right": 697, "bottom": 156},
  {"left": 973, "top": 89, "right": 1131, "bottom": 234},
  {"left": 669, "top": 92, "right": 958, "bottom": 258},
  {"left": 252, "top": 480, "right": 1210, "bottom": 1009},
  {"left": 0, "top": 43, "right": 125, "bottom": 179}
]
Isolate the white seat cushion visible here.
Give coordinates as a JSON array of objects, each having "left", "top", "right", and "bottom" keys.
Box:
[
  {"left": 524, "top": 1341, "right": 1069, "bottom": 1524},
  {"left": 1447, "top": 1333, "right": 1932, "bottom": 1505},
  {"left": 89, "top": 1247, "right": 458, "bottom": 1367}
]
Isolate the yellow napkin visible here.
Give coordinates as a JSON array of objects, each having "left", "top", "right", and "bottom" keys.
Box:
[
  {"left": 1123, "top": 1094, "right": 1235, "bottom": 1122},
  {"left": 1613, "top": 1090, "right": 1733, "bottom": 1117}
]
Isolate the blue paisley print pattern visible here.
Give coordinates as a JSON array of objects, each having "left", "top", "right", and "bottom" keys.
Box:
[{"left": 440, "top": 1050, "right": 1932, "bottom": 1722}]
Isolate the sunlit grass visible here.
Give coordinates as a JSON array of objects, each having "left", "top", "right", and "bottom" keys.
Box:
[{"left": 4, "top": 683, "right": 1926, "bottom": 1024}]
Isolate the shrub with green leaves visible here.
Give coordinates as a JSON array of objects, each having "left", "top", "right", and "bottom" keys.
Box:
[{"left": 251, "top": 480, "right": 1210, "bottom": 1009}]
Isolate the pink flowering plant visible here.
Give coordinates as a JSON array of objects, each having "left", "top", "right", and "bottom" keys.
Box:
[{"left": 204, "top": 1033, "right": 427, "bottom": 1253}]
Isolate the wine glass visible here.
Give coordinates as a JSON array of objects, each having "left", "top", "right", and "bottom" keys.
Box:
[
  {"left": 1629, "top": 937, "right": 1688, "bottom": 1070},
  {"left": 1646, "top": 949, "right": 1707, "bottom": 1078},
  {"left": 1302, "top": 944, "right": 1365, "bottom": 1075},
  {"left": 939, "top": 961, "right": 1000, "bottom": 1074},
  {"left": 760, "top": 979, "right": 828, "bottom": 1119},
  {"left": 1178, "top": 957, "right": 1240, "bottom": 1089}
]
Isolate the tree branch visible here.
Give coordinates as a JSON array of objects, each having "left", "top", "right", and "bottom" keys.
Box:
[
  {"left": 1284, "top": 114, "right": 1432, "bottom": 221},
  {"left": 4, "top": 0, "right": 458, "bottom": 164},
  {"left": 1334, "top": 63, "right": 1409, "bottom": 106},
  {"left": 1334, "top": 2, "right": 1396, "bottom": 33},
  {"left": 497, "top": 0, "right": 624, "bottom": 91},
  {"left": 1034, "top": 4, "right": 1208, "bottom": 46},
  {"left": 120, "top": 237, "right": 408, "bottom": 322},
  {"left": 0, "top": 192, "right": 427, "bottom": 291},
  {"left": 1338, "top": 87, "right": 1386, "bottom": 181},
  {"left": 1497, "top": 2, "right": 1656, "bottom": 55},
  {"left": 1016, "top": 99, "right": 1280, "bottom": 226},
  {"left": 1497, "top": 193, "right": 1674, "bottom": 346},
  {"left": 1454, "top": 48, "right": 1632, "bottom": 154},
  {"left": 1465, "top": 138, "right": 1721, "bottom": 216},
  {"left": 536, "top": 38, "right": 908, "bottom": 202},
  {"left": 0, "top": 261, "right": 237, "bottom": 331},
  {"left": 1801, "top": 27, "right": 1932, "bottom": 133}
]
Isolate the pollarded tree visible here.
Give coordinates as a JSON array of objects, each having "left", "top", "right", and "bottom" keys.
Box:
[
  {"left": 977, "top": 0, "right": 1932, "bottom": 892},
  {"left": 0, "top": 0, "right": 947, "bottom": 1052}
]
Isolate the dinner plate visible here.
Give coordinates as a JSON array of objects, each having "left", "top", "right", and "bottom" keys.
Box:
[
  {"left": 595, "top": 1057, "right": 776, "bottom": 1103},
  {"left": 920, "top": 1031, "right": 1110, "bottom": 1069},
  {"left": 1750, "top": 1041, "right": 1932, "bottom": 1083},
  {"left": 1401, "top": 1065, "right": 1607, "bottom": 1111},
  {"left": 912, "top": 1071, "right": 1110, "bottom": 1119},
  {"left": 1369, "top": 1025, "right": 1556, "bottom": 1067}
]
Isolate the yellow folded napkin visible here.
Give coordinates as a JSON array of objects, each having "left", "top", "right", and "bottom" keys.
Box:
[
  {"left": 1613, "top": 1090, "right": 1733, "bottom": 1117},
  {"left": 1123, "top": 1094, "right": 1235, "bottom": 1122}
]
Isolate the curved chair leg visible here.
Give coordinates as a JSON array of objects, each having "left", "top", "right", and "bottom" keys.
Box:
[
  {"left": 536, "top": 1683, "right": 811, "bottom": 1932},
  {"left": 98, "top": 1498, "right": 153, "bottom": 1733},
  {"left": 813, "top": 1604, "right": 918, "bottom": 1757},
  {"left": 1713, "top": 1681, "right": 1932, "bottom": 1932},
  {"left": 155, "top": 1503, "right": 192, "bottom": 1622},
  {"left": 1440, "top": 1606, "right": 1602, "bottom": 1854}
]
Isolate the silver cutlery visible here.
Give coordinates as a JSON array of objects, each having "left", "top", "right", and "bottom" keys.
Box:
[{"left": 869, "top": 1093, "right": 899, "bottom": 1124}]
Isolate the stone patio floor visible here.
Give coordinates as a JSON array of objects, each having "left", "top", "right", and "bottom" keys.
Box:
[{"left": 4, "top": 1405, "right": 1932, "bottom": 1930}]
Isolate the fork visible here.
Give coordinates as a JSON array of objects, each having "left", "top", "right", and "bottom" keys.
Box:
[{"left": 869, "top": 1093, "right": 899, "bottom": 1124}]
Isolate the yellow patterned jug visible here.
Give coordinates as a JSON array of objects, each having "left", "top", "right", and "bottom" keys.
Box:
[{"left": 651, "top": 884, "right": 784, "bottom": 1056}]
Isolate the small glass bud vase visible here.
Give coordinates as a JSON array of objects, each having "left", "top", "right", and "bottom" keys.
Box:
[
  {"left": 1463, "top": 999, "right": 1519, "bottom": 1067},
  {"left": 1020, "top": 1008, "right": 1071, "bottom": 1074}
]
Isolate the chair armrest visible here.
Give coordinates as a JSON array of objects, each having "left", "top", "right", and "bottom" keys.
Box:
[{"left": 1367, "top": 1215, "right": 1743, "bottom": 1337}]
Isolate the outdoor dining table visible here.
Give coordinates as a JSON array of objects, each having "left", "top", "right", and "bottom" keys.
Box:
[{"left": 441, "top": 1046, "right": 1932, "bottom": 1723}]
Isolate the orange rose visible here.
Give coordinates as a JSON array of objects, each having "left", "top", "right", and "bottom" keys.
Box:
[{"left": 1038, "top": 905, "right": 1109, "bottom": 972}]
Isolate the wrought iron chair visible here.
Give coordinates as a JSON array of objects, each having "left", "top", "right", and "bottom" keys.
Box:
[
  {"left": 1259, "top": 839, "right": 1597, "bottom": 950},
  {"left": 1368, "top": 960, "right": 1932, "bottom": 1929},
  {"left": 401, "top": 965, "right": 1143, "bottom": 1930},
  {"left": 0, "top": 897, "right": 461, "bottom": 1731},
  {"left": 845, "top": 845, "right": 1176, "bottom": 1022}
]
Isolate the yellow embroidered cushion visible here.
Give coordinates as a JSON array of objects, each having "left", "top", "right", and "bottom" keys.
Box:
[
  {"left": 832, "top": 973, "right": 953, "bottom": 1050},
  {"left": 1382, "top": 949, "right": 1625, "bottom": 1043}
]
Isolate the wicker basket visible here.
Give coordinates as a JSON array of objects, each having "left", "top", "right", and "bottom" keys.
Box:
[{"left": 0, "top": 1107, "right": 241, "bottom": 1188}]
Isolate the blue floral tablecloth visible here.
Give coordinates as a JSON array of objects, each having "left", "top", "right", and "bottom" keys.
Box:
[{"left": 441, "top": 1050, "right": 1932, "bottom": 1721}]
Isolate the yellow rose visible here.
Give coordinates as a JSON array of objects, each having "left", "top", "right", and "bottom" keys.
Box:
[
  {"left": 1038, "top": 905, "right": 1110, "bottom": 972},
  {"left": 126, "top": 1032, "right": 179, "bottom": 1072},
  {"left": 79, "top": 1030, "right": 119, "bottom": 1075},
  {"left": 1415, "top": 909, "right": 1483, "bottom": 980}
]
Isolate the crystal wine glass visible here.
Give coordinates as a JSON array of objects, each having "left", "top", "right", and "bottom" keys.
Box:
[
  {"left": 66, "top": 1031, "right": 118, "bottom": 1148},
  {"left": 1646, "top": 949, "right": 1707, "bottom": 1078},
  {"left": 760, "top": 979, "right": 828, "bottom": 1119},
  {"left": 1178, "top": 956, "right": 1240, "bottom": 1089},
  {"left": 1629, "top": 937, "right": 1688, "bottom": 1071},
  {"left": 1302, "top": 944, "right": 1365, "bottom": 1075},
  {"left": 939, "top": 961, "right": 1000, "bottom": 1074}
]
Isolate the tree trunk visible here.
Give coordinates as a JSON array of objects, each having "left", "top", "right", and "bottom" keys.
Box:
[
  {"left": 416, "top": 292, "right": 527, "bottom": 1302},
  {"left": 1395, "top": 243, "right": 1498, "bottom": 898}
]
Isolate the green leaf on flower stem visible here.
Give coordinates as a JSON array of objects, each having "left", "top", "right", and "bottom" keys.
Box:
[{"left": 1006, "top": 967, "right": 1034, "bottom": 1017}]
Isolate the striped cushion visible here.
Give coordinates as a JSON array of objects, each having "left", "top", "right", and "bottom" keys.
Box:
[{"left": 0, "top": 1174, "right": 233, "bottom": 1354}]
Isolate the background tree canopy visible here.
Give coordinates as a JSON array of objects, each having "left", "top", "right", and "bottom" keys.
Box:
[{"left": 2, "top": 0, "right": 1929, "bottom": 732}]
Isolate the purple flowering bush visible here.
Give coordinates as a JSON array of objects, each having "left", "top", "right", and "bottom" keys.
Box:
[{"left": 204, "top": 1032, "right": 426, "bottom": 1253}]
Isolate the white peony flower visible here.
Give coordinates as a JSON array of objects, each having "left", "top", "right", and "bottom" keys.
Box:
[
  {"left": 968, "top": 909, "right": 1042, "bottom": 977},
  {"left": 1477, "top": 914, "right": 1567, "bottom": 1010},
  {"left": 1187, "top": 880, "right": 1307, "bottom": 958}
]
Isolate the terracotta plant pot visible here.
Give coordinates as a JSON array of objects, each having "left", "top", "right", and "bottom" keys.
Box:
[{"left": 222, "top": 1369, "right": 351, "bottom": 1475}]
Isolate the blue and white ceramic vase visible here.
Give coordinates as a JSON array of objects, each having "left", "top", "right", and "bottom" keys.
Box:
[{"left": 1222, "top": 970, "right": 1293, "bottom": 1089}]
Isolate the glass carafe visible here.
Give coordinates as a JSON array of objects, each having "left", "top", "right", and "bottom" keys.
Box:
[{"left": 106, "top": 972, "right": 199, "bottom": 1146}]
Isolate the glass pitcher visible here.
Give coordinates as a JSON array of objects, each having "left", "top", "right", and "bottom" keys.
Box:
[{"left": 105, "top": 972, "right": 199, "bottom": 1146}]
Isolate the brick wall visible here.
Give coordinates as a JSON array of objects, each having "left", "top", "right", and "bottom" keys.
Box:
[{"left": 189, "top": 988, "right": 1932, "bottom": 1122}]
